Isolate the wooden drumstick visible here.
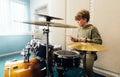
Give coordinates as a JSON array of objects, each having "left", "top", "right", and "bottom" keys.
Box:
[{"left": 66, "top": 35, "right": 73, "bottom": 38}]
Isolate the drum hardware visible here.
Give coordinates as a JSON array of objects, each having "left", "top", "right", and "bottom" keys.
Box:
[
  {"left": 21, "top": 49, "right": 30, "bottom": 63},
  {"left": 41, "top": 26, "right": 52, "bottom": 77},
  {"left": 29, "top": 39, "right": 39, "bottom": 56},
  {"left": 21, "top": 42, "right": 32, "bottom": 63},
  {"left": 36, "top": 14, "right": 57, "bottom": 77}
]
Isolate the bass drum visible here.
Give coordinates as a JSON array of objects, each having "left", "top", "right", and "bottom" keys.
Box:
[
  {"left": 53, "top": 50, "right": 80, "bottom": 68},
  {"left": 4, "top": 58, "right": 46, "bottom": 77}
]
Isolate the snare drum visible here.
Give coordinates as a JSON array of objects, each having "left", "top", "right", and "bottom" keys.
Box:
[{"left": 53, "top": 50, "right": 80, "bottom": 68}]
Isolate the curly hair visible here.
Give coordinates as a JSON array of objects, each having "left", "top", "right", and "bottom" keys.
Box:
[{"left": 75, "top": 9, "right": 90, "bottom": 22}]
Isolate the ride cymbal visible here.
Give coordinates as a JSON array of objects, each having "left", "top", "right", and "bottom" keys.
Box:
[
  {"left": 22, "top": 21, "right": 53, "bottom": 26},
  {"left": 68, "top": 42, "right": 107, "bottom": 51},
  {"left": 22, "top": 21, "right": 78, "bottom": 28}
]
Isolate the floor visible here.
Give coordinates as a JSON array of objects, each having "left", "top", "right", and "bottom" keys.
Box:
[{"left": 94, "top": 67, "right": 119, "bottom": 77}]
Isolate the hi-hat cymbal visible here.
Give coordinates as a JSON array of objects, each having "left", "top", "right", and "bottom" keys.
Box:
[
  {"left": 22, "top": 21, "right": 78, "bottom": 28},
  {"left": 68, "top": 42, "right": 107, "bottom": 52},
  {"left": 36, "top": 14, "right": 63, "bottom": 20}
]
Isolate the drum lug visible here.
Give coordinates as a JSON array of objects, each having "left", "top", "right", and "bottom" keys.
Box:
[
  {"left": 13, "top": 66, "right": 18, "bottom": 69},
  {"left": 41, "top": 67, "right": 46, "bottom": 71}
]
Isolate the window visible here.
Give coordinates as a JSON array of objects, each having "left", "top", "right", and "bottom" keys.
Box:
[{"left": 0, "top": 0, "right": 30, "bottom": 35}]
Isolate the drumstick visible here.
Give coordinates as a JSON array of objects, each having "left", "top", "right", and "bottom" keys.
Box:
[
  {"left": 66, "top": 35, "right": 73, "bottom": 38},
  {"left": 67, "top": 35, "right": 78, "bottom": 41},
  {"left": 67, "top": 35, "right": 77, "bottom": 39}
]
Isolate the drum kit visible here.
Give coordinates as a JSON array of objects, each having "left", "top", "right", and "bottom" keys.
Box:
[{"left": 4, "top": 14, "right": 107, "bottom": 77}]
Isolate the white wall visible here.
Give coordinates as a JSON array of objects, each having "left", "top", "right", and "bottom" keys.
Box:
[
  {"left": 48, "top": 0, "right": 66, "bottom": 49},
  {"left": 30, "top": 0, "right": 48, "bottom": 33},
  {"left": 93, "top": 0, "right": 120, "bottom": 74},
  {"left": 66, "top": 0, "right": 90, "bottom": 50},
  {"left": 30, "top": 0, "right": 48, "bottom": 20}
]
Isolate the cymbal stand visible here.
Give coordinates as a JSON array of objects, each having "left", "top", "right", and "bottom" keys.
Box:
[
  {"left": 43, "top": 17, "right": 52, "bottom": 77},
  {"left": 43, "top": 27, "right": 49, "bottom": 77}
]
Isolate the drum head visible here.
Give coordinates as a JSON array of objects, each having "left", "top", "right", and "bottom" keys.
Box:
[{"left": 54, "top": 50, "right": 79, "bottom": 58}]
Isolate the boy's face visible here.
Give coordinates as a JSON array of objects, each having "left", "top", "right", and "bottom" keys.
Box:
[{"left": 77, "top": 18, "right": 87, "bottom": 27}]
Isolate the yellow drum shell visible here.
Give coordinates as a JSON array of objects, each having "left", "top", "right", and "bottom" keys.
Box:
[{"left": 4, "top": 58, "right": 44, "bottom": 77}]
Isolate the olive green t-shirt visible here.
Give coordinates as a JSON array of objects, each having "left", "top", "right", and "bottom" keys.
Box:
[{"left": 77, "top": 24, "right": 102, "bottom": 44}]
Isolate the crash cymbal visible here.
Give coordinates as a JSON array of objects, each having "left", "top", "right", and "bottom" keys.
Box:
[
  {"left": 68, "top": 42, "right": 107, "bottom": 51},
  {"left": 22, "top": 21, "right": 78, "bottom": 28},
  {"left": 36, "top": 14, "right": 63, "bottom": 20}
]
